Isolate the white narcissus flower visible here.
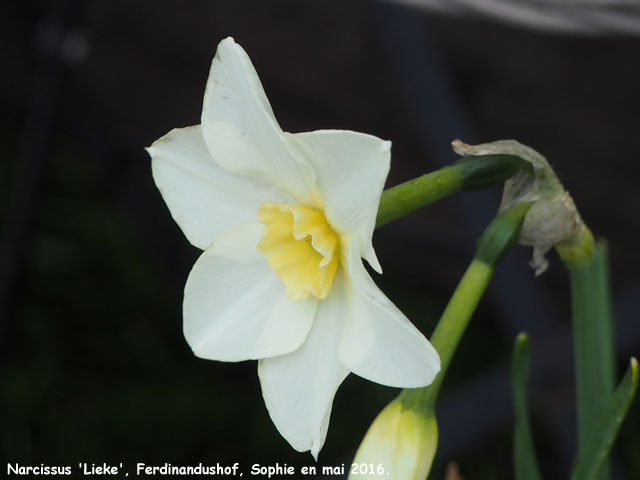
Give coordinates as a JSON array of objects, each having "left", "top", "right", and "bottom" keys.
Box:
[{"left": 147, "top": 37, "right": 440, "bottom": 458}]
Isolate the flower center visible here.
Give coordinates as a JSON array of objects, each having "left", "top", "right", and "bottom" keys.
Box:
[{"left": 257, "top": 202, "right": 340, "bottom": 301}]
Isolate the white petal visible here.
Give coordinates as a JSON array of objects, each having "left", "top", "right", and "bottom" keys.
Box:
[
  {"left": 258, "top": 272, "right": 350, "bottom": 458},
  {"left": 184, "top": 224, "right": 317, "bottom": 361},
  {"left": 284, "top": 129, "right": 391, "bottom": 273},
  {"left": 201, "top": 37, "right": 317, "bottom": 206},
  {"left": 148, "top": 125, "right": 293, "bottom": 250},
  {"left": 339, "top": 240, "right": 440, "bottom": 387}
]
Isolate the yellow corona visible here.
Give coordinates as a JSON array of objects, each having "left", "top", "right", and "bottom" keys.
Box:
[{"left": 257, "top": 202, "right": 340, "bottom": 301}]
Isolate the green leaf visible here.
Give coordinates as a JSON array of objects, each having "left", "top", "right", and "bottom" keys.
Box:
[
  {"left": 570, "top": 358, "right": 638, "bottom": 480},
  {"left": 511, "top": 333, "right": 543, "bottom": 480}
]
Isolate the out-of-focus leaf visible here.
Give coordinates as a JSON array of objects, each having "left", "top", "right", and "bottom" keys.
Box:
[
  {"left": 570, "top": 358, "right": 638, "bottom": 480},
  {"left": 511, "top": 333, "right": 542, "bottom": 480}
]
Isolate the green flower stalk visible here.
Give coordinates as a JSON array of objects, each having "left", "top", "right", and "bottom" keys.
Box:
[
  {"left": 421, "top": 201, "right": 532, "bottom": 406},
  {"left": 557, "top": 226, "right": 616, "bottom": 480},
  {"left": 352, "top": 201, "right": 532, "bottom": 480},
  {"left": 365, "top": 138, "right": 635, "bottom": 479},
  {"left": 376, "top": 152, "right": 531, "bottom": 228},
  {"left": 453, "top": 140, "right": 635, "bottom": 480}
]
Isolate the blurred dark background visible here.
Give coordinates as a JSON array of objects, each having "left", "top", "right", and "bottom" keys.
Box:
[{"left": 1, "top": 1, "right": 639, "bottom": 479}]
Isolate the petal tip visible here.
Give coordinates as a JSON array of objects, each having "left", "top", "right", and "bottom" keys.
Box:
[
  {"left": 310, "top": 448, "right": 320, "bottom": 461},
  {"left": 216, "top": 36, "right": 246, "bottom": 61}
]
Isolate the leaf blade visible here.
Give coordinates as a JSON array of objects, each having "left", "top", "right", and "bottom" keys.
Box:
[
  {"left": 511, "top": 333, "right": 543, "bottom": 480},
  {"left": 570, "top": 358, "right": 639, "bottom": 480}
]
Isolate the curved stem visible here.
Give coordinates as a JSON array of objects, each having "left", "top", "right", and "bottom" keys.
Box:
[
  {"left": 400, "top": 202, "right": 532, "bottom": 409},
  {"left": 376, "top": 154, "right": 531, "bottom": 228}
]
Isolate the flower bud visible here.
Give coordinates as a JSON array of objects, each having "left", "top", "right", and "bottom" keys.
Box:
[{"left": 349, "top": 397, "right": 438, "bottom": 480}]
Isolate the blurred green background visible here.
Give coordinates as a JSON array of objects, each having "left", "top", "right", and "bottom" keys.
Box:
[{"left": 2, "top": 1, "right": 639, "bottom": 479}]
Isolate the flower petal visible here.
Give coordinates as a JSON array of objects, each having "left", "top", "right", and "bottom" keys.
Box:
[
  {"left": 339, "top": 240, "right": 440, "bottom": 388},
  {"left": 184, "top": 224, "right": 317, "bottom": 361},
  {"left": 201, "top": 37, "right": 318, "bottom": 206},
  {"left": 258, "top": 272, "right": 350, "bottom": 458},
  {"left": 284, "top": 129, "right": 391, "bottom": 273},
  {"left": 148, "top": 125, "right": 293, "bottom": 250}
]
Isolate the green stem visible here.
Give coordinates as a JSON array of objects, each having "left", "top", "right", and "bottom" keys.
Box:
[
  {"left": 418, "top": 258, "right": 493, "bottom": 405},
  {"left": 376, "top": 166, "right": 462, "bottom": 228},
  {"left": 556, "top": 227, "right": 616, "bottom": 480},
  {"left": 376, "top": 154, "right": 532, "bottom": 228},
  {"left": 400, "top": 202, "right": 532, "bottom": 408}
]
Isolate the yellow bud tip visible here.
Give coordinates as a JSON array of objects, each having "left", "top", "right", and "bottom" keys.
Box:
[{"left": 350, "top": 399, "right": 438, "bottom": 480}]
